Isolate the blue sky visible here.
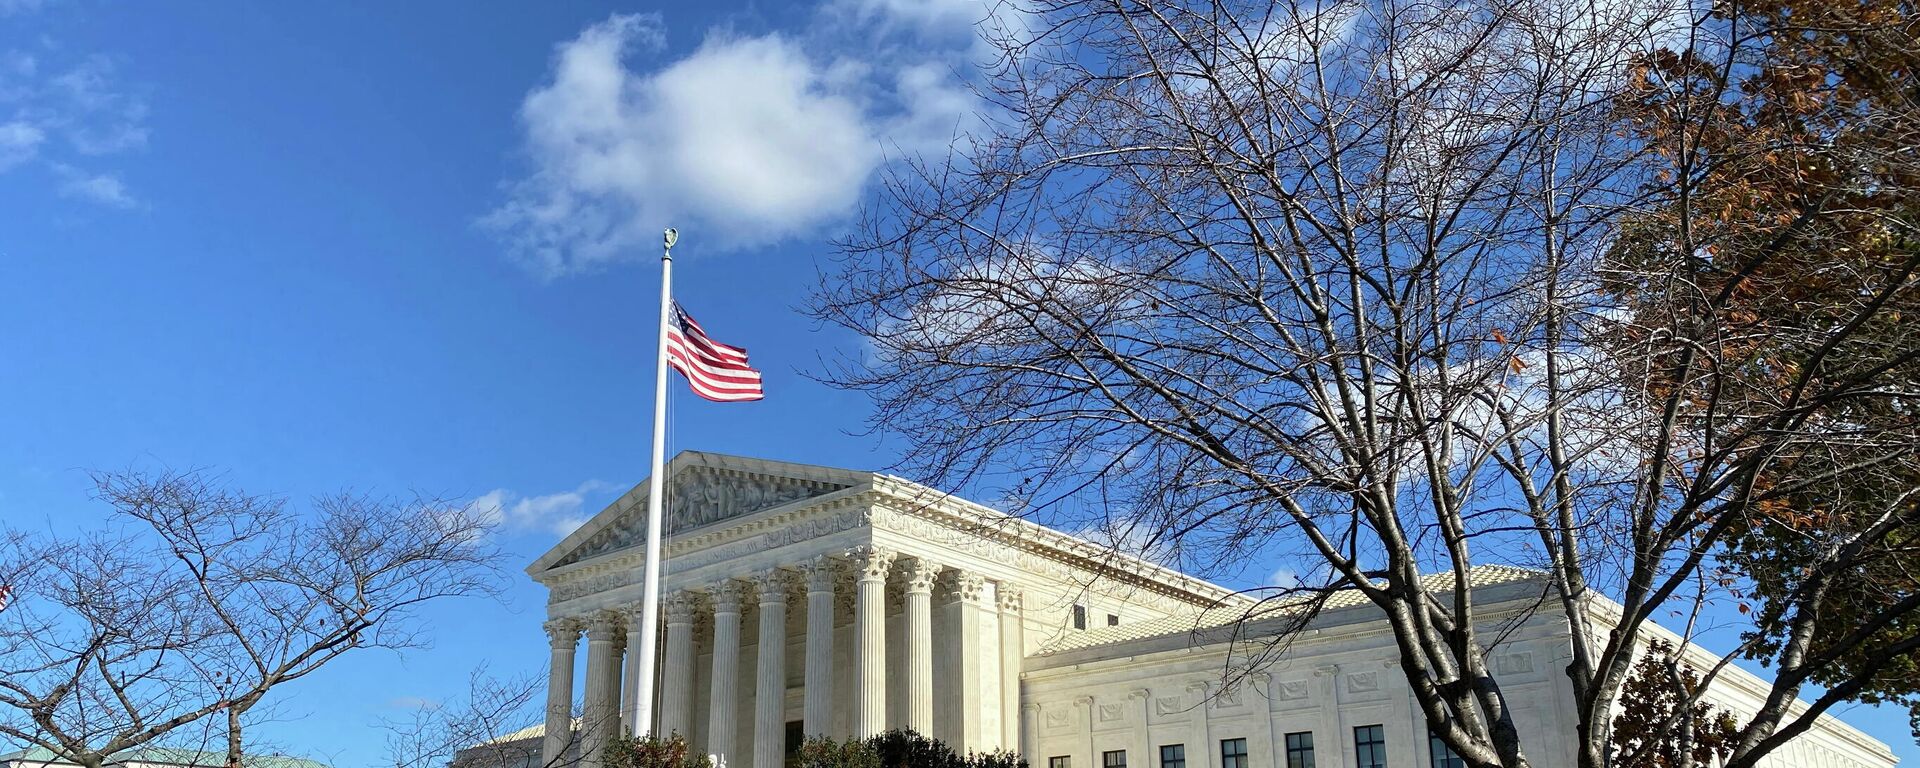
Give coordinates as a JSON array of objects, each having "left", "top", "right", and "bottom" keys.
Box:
[{"left": 0, "top": 1, "right": 1913, "bottom": 766}]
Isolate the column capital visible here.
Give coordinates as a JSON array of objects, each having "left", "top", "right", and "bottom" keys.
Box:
[
  {"left": 754, "top": 568, "right": 794, "bottom": 604},
  {"left": 664, "top": 592, "right": 698, "bottom": 625},
  {"left": 586, "top": 610, "right": 623, "bottom": 639},
  {"left": 949, "top": 570, "right": 988, "bottom": 605},
  {"left": 544, "top": 618, "right": 583, "bottom": 647},
  {"left": 995, "top": 585, "right": 1024, "bottom": 613},
  {"left": 710, "top": 578, "right": 752, "bottom": 614},
  {"left": 845, "top": 545, "right": 896, "bottom": 580},
  {"left": 902, "top": 558, "right": 941, "bottom": 594},
  {"left": 797, "top": 555, "right": 839, "bottom": 592}
]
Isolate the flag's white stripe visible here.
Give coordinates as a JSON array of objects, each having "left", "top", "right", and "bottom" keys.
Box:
[
  {"left": 668, "top": 360, "right": 764, "bottom": 400},
  {"left": 666, "top": 341, "right": 762, "bottom": 382},
  {"left": 672, "top": 313, "right": 750, "bottom": 362},
  {"left": 666, "top": 349, "right": 765, "bottom": 395},
  {"left": 672, "top": 326, "right": 752, "bottom": 366}
]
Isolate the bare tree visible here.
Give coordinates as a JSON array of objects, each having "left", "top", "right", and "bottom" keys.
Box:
[
  {"left": 383, "top": 668, "right": 589, "bottom": 768},
  {"left": 0, "top": 469, "right": 500, "bottom": 768},
  {"left": 809, "top": 0, "right": 1919, "bottom": 766}
]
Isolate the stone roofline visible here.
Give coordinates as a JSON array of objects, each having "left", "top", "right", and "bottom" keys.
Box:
[
  {"left": 526, "top": 450, "right": 1247, "bottom": 610},
  {"left": 1581, "top": 595, "right": 1894, "bottom": 761},
  {"left": 1020, "top": 569, "right": 1892, "bottom": 764}
]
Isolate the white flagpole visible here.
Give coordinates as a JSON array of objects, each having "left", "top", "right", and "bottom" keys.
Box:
[{"left": 633, "top": 227, "right": 677, "bottom": 737}]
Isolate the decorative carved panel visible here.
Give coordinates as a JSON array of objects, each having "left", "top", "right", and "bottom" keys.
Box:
[
  {"left": 1346, "top": 671, "right": 1378, "bottom": 693},
  {"left": 1496, "top": 652, "right": 1535, "bottom": 675},
  {"left": 553, "top": 467, "right": 848, "bottom": 567}
]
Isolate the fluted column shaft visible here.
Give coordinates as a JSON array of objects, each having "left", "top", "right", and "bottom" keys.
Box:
[
  {"left": 753, "top": 571, "right": 791, "bottom": 768},
  {"left": 850, "top": 547, "right": 895, "bottom": 738},
  {"left": 801, "top": 558, "right": 837, "bottom": 738},
  {"left": 707, "top": 582, "right": 747, "bottom": 764},
  {"left": 581, "top": 612, "right": 622, "bottom": 768},
  {"left": 902, "top": 559, "right": 939, "bottom": 735},
  {"left": 996, "top": 588, "right": 1025, "bottom": 751},
  {"left": 949, "top": 571, "right": 990, "bottom": 751},
  {"left": 660, "top": 594, "right": 698, "bottom": 737},
  {"left": 542, "top": 619, "right": 583, "bottom": 767},
  {"left": 621, "top": 608, "right": 643, "bottom": 733}
]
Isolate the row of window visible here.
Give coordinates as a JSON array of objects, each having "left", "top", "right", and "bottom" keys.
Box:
[{"left": 1049, "top": 728, "right": 1463, "bottom": 768}]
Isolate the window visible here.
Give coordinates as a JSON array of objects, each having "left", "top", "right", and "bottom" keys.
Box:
[
  {"left": 1103, "top": 751, "right": 1127, "bottom": 768},
  {"left": 784, "top": 721, "right": 805, "bottom": 768},
  {"left": 1159, "top": 744, "right": 1185, "bottom": 768},
  {"left": 1284, "top": 732, "right": 1315, "bottom": 768},
  {"left": 1073, "top": 604, "right": 1087, "bottom": 630},
  {"left": 1107, "top": 613, "right": 1120, "bottom": 626},
  {"left": 1050, "top": 757, "right": 1071, "bottom": 768},
  {"left": 1219, "top": 739, "right": 1248, "bottom": 768},
  {"left": 1428, "top": 733, "right": 1465, "bottom": 768},
  {"left": 1354, "top": 726, "right": 1387, "bottom": 768}
]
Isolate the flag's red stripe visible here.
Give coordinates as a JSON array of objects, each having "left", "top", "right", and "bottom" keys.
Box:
[
  {"left": 670, "top": 325, "right": 748, "bottom": 363},
  {"left": 665, "top": 338, "right": 760, "bottom": 380},
  {"left": 665, "top": 301, "right": 764, "bottom": 401},
  {"left": 666, "top": 348, "right": 763, "bottom": 387},
  {"left": 668, "top": 360, "right": 764, "bottom": 401},
  {"left": 667, "top": 336, "right": 753, "bottom": 373}
]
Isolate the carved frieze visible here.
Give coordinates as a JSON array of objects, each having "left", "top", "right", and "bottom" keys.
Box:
[
  {"left": 552, "top": 467, "right": 849, "bottom": 568},
  {"left": 1276, "top": 679, "right": 1310, "bottom": 701},
  {"left": 1154, "top": 697, "right": 1184, "bottom": 716}
]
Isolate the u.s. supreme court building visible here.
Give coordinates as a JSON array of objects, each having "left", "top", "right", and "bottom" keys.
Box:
[{"left": 517, "top": 452, "right": 1896, "bottom": 768}]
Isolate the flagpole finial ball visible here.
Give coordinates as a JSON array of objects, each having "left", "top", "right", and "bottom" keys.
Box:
[{"left": 663, "top": 228, "right": 678, "bottom": 251}]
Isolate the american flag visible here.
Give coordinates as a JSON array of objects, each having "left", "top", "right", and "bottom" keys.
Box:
[
  {"left": 666, "top": 301, "right": 764, "bottom": 402},
  {"left": 0, "top": 583, "right": 12, "bottom": 613}
]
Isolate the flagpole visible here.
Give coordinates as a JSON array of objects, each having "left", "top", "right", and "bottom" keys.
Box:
[{"left": 633, "top": 227, "right": 677, "bottom": 738}]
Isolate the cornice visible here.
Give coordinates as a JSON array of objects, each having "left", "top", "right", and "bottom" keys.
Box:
[
  {"left": 537, "top": 485, "right": 879, "bottom": 585},
  {"left": 868, "top": 474, "right": 1249, "bottom": 609}
]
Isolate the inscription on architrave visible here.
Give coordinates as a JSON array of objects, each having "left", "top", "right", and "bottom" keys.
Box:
[{"left": 552, "top": 467, "right": 847, "bottom": 568}]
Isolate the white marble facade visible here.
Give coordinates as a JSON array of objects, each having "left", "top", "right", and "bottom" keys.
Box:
[{"left": 527, "top": 452, "right": 1898, "bottom": 768}]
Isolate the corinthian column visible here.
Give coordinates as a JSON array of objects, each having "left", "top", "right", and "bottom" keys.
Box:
[
  {"left": 849, "top": 546, "right": 896, "bottom": 738},
  {"left": 948, "top": 570, "right": 991, "bottom": 751},
  {"left": 753, "top": 569, "right": 793, "bottom": 768},
  {"left": 996, "top": 587, "right": 1024, "bottom": 750},
  {"left": 622, "top": 605, "right": 645, "bottom": 732},
  {"left": 798, "top": 556, "right": 838, "bottom": 738},
  {"left": 659, "top": 593, "right": 699, "bottom": 737},
  {"left": 707, "top": 581, "right": 748, "bottom": 765},
  {"left": 902, "top": 558, "right": 941, "bottom": 735},
  {"left": 581, "top": 611, "right": 623, "bottom": 768},
  {"left": 542, "top": 618, "right": 582, "bottom": 767}
]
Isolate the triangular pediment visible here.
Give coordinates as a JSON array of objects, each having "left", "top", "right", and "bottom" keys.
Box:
[{"left": 529, "top": 451, "right": 869, "bottom": 574}]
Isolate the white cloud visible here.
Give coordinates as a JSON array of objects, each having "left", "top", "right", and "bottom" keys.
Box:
[
  {"left": 0, "top": 121, "right": 43, "bottom": 170},
  {"left": 0, "top": 0, "right": 49, "bottom": 16},
  {"left": 47, "top": 55, "right": 149, "bottom": 154},
  {"left": 52, "top": 163, "right": 135, "bottom": 208},
  {"left": 385, "top": 696, "right": 440, "bottom": 711},
  {"left": 486, "top": 15, "right": 885, "bottom": 277},
  {"left": 473, "top": 480, "right": 618, "bottom": 537},
  {"left": 486, "top": 1, "right": 1002, "bottom": 278},
  {"left": 0, "top": 48, "right": 147, "bottom": 208}
]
